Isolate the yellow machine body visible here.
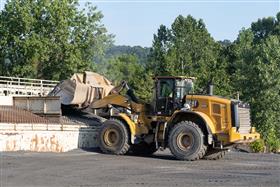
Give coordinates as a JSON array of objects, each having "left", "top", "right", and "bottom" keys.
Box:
[
  {"left": 92, "top": 78, "right": 260, "bottom": 148},
  {"left": 183, "top": 95, "right": 260, "bottom": 145}
]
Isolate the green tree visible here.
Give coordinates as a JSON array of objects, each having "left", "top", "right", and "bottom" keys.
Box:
[
  {"left": 0, "top": 0, "right": 112, "bottom": 80},
  {"left": 96, "top": 54, "right": 153, "bottom": 102},
  {"left": 232, "top": 13, "right": 280, "bottom": 151},
  {"left": 251, "top": 12, "right": 280, "bottom": 41},
  {"left": 170, "top": 15, "right": 221, "bottom": 92},
  {"left": 148, "top": 24, "right": 172, "bottom": 76},
  {"left": 148, "top": 15, "right": 232, "bottom": 96}
]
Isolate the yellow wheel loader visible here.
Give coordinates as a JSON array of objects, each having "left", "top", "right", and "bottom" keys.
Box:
[{"left": 92, "top": 76, "right": 260, "bottom": 161}]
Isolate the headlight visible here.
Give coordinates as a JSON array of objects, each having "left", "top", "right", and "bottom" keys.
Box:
[
  {"left": 131, "top": 114, "right": 138, "bottom": 123},
  {"left": 183, "top": 103, "right": 191, "bottom": 110}
]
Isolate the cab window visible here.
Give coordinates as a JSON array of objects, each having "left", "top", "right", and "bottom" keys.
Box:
[{"left": 159, "top": 79, "right": 174, "bottom": 98}]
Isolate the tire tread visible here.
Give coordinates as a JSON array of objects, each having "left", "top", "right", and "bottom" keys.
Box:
[
  {"left": 98, "top": 118, "right": 130, "bottom": 155},
  {"left": 168, "top": 121, "right": 207, "bottom": 161}
]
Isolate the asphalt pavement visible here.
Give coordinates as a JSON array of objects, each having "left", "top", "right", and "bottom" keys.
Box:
[{"left": 0, "top": 149, "right": 279, "bottom": 187}]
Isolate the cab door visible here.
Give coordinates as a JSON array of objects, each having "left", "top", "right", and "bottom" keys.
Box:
[{"left": 155, "top": 79, "right": 175, "bottom": 116}]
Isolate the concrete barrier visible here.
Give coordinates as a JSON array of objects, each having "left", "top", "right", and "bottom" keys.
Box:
[
  {"left": 0, "top": 123, "right": 100, "bottom": 152},
  {"left": 1, "top": 96, "right": 101, "bottom": 152}
]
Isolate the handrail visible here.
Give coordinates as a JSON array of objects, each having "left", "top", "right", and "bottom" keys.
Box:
[
  {"left": 0, "top": 76, "right": 59, "bottom": 96},
  {"left": 0, "top": 80, "right": 58, "bottom": 87},
  {"left": 0, "top": 76, "right": 59, "bottom": 83}
]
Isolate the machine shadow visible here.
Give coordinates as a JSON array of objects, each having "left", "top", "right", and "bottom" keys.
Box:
[
  {"left": 79, "top": 142, "right": 177, "bottom": 161},
  {"left": 126, "top": 152, "right": 177, "bottom": 161}
]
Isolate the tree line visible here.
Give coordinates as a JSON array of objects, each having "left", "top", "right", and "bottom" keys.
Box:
[{"left": 0, "top": 0, "right": 279, "bottom": 151}]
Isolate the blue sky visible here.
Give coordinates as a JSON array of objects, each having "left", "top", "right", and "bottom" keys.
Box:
[{"left": 1, "top": 0, "right": 279, "bottom": 47}]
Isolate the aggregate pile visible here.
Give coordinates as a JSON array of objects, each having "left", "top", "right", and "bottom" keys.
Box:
[{"left": 0, "top": 106, "right": 49, "bottom": 124}]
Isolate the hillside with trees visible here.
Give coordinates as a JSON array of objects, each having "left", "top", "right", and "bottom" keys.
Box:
[
  {"left": 0, "top": 0, "right": 279, "bottom": 151},
  {"left": 104, "top": 45, "right": 150, "bottom": 64}
]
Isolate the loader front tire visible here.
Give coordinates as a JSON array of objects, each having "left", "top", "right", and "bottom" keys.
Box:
[
  {"left": 98, "top": 119, "right": 130, "bottom": 155},
  {"left": 168, "top": 121, "right": 207, "bottom": 161}
]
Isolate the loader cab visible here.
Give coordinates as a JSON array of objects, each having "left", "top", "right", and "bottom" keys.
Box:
[{"left": 155, "top": 76, "right": 194, "bottom": 116}]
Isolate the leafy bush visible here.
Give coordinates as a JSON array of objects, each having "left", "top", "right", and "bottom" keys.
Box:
[
  {"left": 267, "top": 139, "right": 280, "bottom": 153},
  {"left": 266, "top": 130, "right": 280, "bottom": 153},
  {"left": 250, "top": 139, "right": 265, "bottom": 153}
]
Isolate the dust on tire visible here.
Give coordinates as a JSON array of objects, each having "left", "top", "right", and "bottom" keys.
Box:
[
  {"left": 98, "top": 118, "right": 130, "bottom": 155},
  {"left": 168, "top": 121, "right": 207, "bottom": 161}
]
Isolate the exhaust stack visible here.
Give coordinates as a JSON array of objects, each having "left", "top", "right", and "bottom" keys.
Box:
[{"left": 208, "top": 84, "right": 214, "bottom": 96}]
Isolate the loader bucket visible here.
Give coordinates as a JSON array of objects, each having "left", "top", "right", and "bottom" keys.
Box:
[{"left": 49, "top": 72, "right": 114, "bottom": 107}]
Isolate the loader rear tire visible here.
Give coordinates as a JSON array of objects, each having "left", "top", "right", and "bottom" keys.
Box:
[
  {"left": 203, "top": 148, "right": 226, "bottom": 160},
  {"left": 98, "top": 119, "right": 130, "bottom": 155},
  {"left": 130, "top": 142, "right": 158, "bottom": 156},
  {"left": 168, "top": 121, "right": 207, "bottom": 161}
]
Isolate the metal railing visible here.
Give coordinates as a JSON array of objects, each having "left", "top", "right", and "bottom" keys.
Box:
[{"left": 0, "top": 76, "right": 59, "bottom": 96}]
